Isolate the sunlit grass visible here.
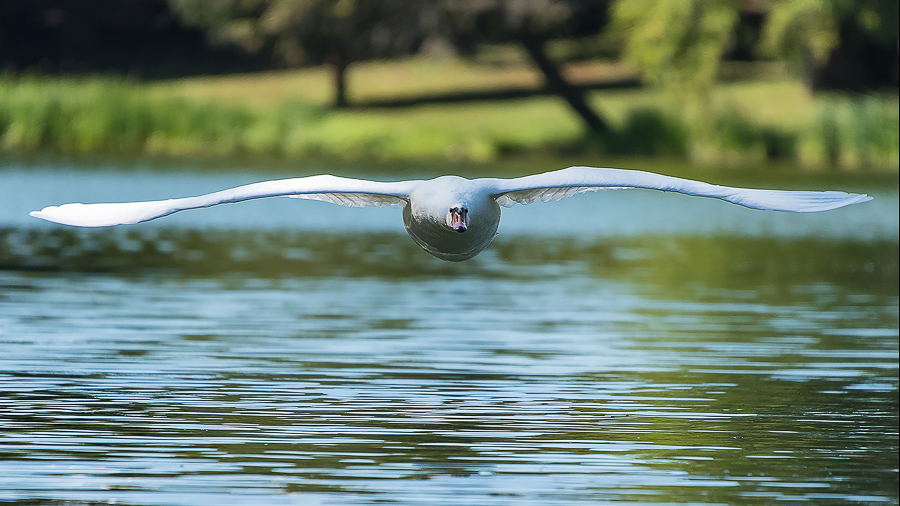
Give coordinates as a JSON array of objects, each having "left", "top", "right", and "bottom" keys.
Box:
[{"left": 156, "top": 53, "right": 631, "bottom": 107}]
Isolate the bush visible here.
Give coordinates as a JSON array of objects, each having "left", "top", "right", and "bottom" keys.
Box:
[
  {"left": 612, "top": 107, "right": 688, "bottom": 156},
  {"left": 711, "top": 109, "right": 796, "bottom": 162}
]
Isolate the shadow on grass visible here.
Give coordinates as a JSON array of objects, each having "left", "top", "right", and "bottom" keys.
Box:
[{"left": 347, "top": 78, "right": 641, "bottom": 109}]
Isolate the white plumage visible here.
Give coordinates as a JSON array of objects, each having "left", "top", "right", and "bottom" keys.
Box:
[{"left": 30, "top": 166, "right": 872, "bottom": 261}]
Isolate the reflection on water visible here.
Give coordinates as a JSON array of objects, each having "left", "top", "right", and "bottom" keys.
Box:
[{"left": 0, "top": 165, "right": 898, "bottom": 505}]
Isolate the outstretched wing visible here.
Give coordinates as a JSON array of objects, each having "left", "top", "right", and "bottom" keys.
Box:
[
  {"left": 489, "top": 166, "right": 872, "bottom": 212},
  {"left": 30, "top": 175, "right": 421, "bottom": 227}
]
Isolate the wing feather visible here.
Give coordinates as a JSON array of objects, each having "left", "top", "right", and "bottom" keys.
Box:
[
  {"left": 489, "top": 166, "right": 871, "bottom": 213},
  {"left": 495, "top": 186, "right": 629, "bottom": 207},
  {"left": 289, "top": 192, "right": 405, "bottom": 208},
  {"left": 30, "top": 174, "right": 418, "bottom": 227}
]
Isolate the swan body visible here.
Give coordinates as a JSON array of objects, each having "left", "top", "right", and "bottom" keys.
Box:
[
  {"left": 30, "top": 166, "right": 873, "bottom": 261},
  {"left": 402, "top": 176, "right": 501, "bottom": 261}
]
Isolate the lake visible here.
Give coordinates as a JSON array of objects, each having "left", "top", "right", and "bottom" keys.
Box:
[{"left": 1, "top": 158, "right": 897, "bottom": 505}]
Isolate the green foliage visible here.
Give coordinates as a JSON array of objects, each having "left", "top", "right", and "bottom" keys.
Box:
[
  {"left": 613, "top": 0, "right": 898, "bottom": 94},
  {"left": 762, "top": 0, "right": 899, "bottom": 79},
  {"left": 707, "top": 109, "right": 797, "bottom": 162},
  {"left": 611, "top": 108, "right": 688, "bottom": 156},
  {"left": 170, "top": 0, "right": 428, "bottom": 65},
  {"left": 610, "top": 0, "right": 739, "bottom": 94},
  {"left": 0, "top": 76, "right": 322, "bottom": 157},
  {"left": 761, "top": 0, "right": 842, "bottom": 75},
  {"left": 802, "top": 96, "right": 900, "bottom": 169},
  {"left": 168, "top": 0, "right": 258, "bottom": 30}
]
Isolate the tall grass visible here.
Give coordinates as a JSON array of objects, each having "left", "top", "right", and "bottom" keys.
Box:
[
  {"left": 799, "top": 97, "right": 900, "bottom": 170},
  {"left": 0, "top": 77, "right": 321, "bottom": 157},
  {"left": 0, "top": 75, "right": 896, "bottom": 170}
]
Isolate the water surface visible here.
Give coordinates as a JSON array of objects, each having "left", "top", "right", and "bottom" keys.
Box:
[{"left": 1, "top": 160, "right": 897, "bottom": 505}]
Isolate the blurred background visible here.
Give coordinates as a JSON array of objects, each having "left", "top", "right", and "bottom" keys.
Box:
[
  {"left": 1, "top": 3, "right": 898, "bottom": 505},
  {"left": 0, "top": 0, "right": 897, "bottom": 170}
]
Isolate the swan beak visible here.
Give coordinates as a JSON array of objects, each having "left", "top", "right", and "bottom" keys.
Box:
[{"left": 451, "top": 207, "right": 468, "bottom": 233}]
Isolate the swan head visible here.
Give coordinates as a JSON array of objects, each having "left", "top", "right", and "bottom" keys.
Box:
[{"left": 447, "top": 204, "right": 468, "bottom": 233}]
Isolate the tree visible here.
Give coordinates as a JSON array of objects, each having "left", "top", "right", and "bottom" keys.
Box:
[
  {"left": 609, "top": 0, "right": 739, "bottom": 98},
  {"left": 0, "top": 0, "right": 257, "bottom": 77},
  {"left": 440, "top": 0, "right": 614, "bottom": 135},
  {"left": 171, "top": 0, "right": 617, "bottom": 133},
  {"left": 609, "top": 0, "right": 898, "bottom": 95},
  {"left": 762, "top": 0, "right": 899, "bottom": 91},
  {"left": 170, "top": 0, "right": 433, "bottom": 107}
]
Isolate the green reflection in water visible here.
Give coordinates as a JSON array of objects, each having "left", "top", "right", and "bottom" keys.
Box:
[
  {"left": 3, "top": 227, "right": 896, "bottom": 295},
  {"left": 0, "top": 227, "right": 896, "bottom": 504}
]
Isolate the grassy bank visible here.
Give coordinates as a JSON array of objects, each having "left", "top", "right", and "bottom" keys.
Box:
[{"left": 1, "top": 57, "right": 897, "bottom": 170}]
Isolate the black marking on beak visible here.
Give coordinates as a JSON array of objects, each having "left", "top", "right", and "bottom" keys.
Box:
[{"left": 450, "top": 206, "right": 468, "bottom": 233}]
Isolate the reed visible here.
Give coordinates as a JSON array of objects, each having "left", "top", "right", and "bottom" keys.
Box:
[
  {"left": 797, "top": 96, "right": 900, "bottom": 170},
  {"left": 0, "top": 77, "right": 321, "bottom": 158}
]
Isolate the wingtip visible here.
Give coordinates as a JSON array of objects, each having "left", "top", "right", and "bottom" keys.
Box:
[
  {"left": 29, "top": 208, "right": 53, "bottom": 221},
  {"left": 813, "top": 192, "right": 873, "bottom": 212},
  {"left": 28, "top": 203, "right": 111, "bottom": 227},
  {"left": 837, "top": 193, "right": 873, "bottom": 209},
  {"left": 29, "top": 206, "right": 73, "bottom": 225}
]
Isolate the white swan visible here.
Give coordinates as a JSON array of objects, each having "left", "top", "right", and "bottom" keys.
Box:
[{"left": 30, "top": 166, "right": 872, "bottom": 261}]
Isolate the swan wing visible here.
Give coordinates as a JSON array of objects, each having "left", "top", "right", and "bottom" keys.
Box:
[
  {"left": 489, "top": 166, "right": 872, "bottom": 212},
  {"left": 29, "top": 175, "right": 421, "bottom": 227}
]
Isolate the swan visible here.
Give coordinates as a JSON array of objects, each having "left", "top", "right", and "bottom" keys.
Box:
[{"left": 29, "top": 166, "right": 872, "bottom": 261}]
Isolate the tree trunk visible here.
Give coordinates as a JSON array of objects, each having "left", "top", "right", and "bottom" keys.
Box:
[
  {"left": 519, "top": 35, "right": 610, "bottom": 136},
  {"left": 329, "top": 45, "right": 349, "bottom": 108}
]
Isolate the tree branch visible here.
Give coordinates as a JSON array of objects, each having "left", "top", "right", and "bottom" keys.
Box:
[{"left": 519, "top": 35, "right": 610, "bottom": 135}]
